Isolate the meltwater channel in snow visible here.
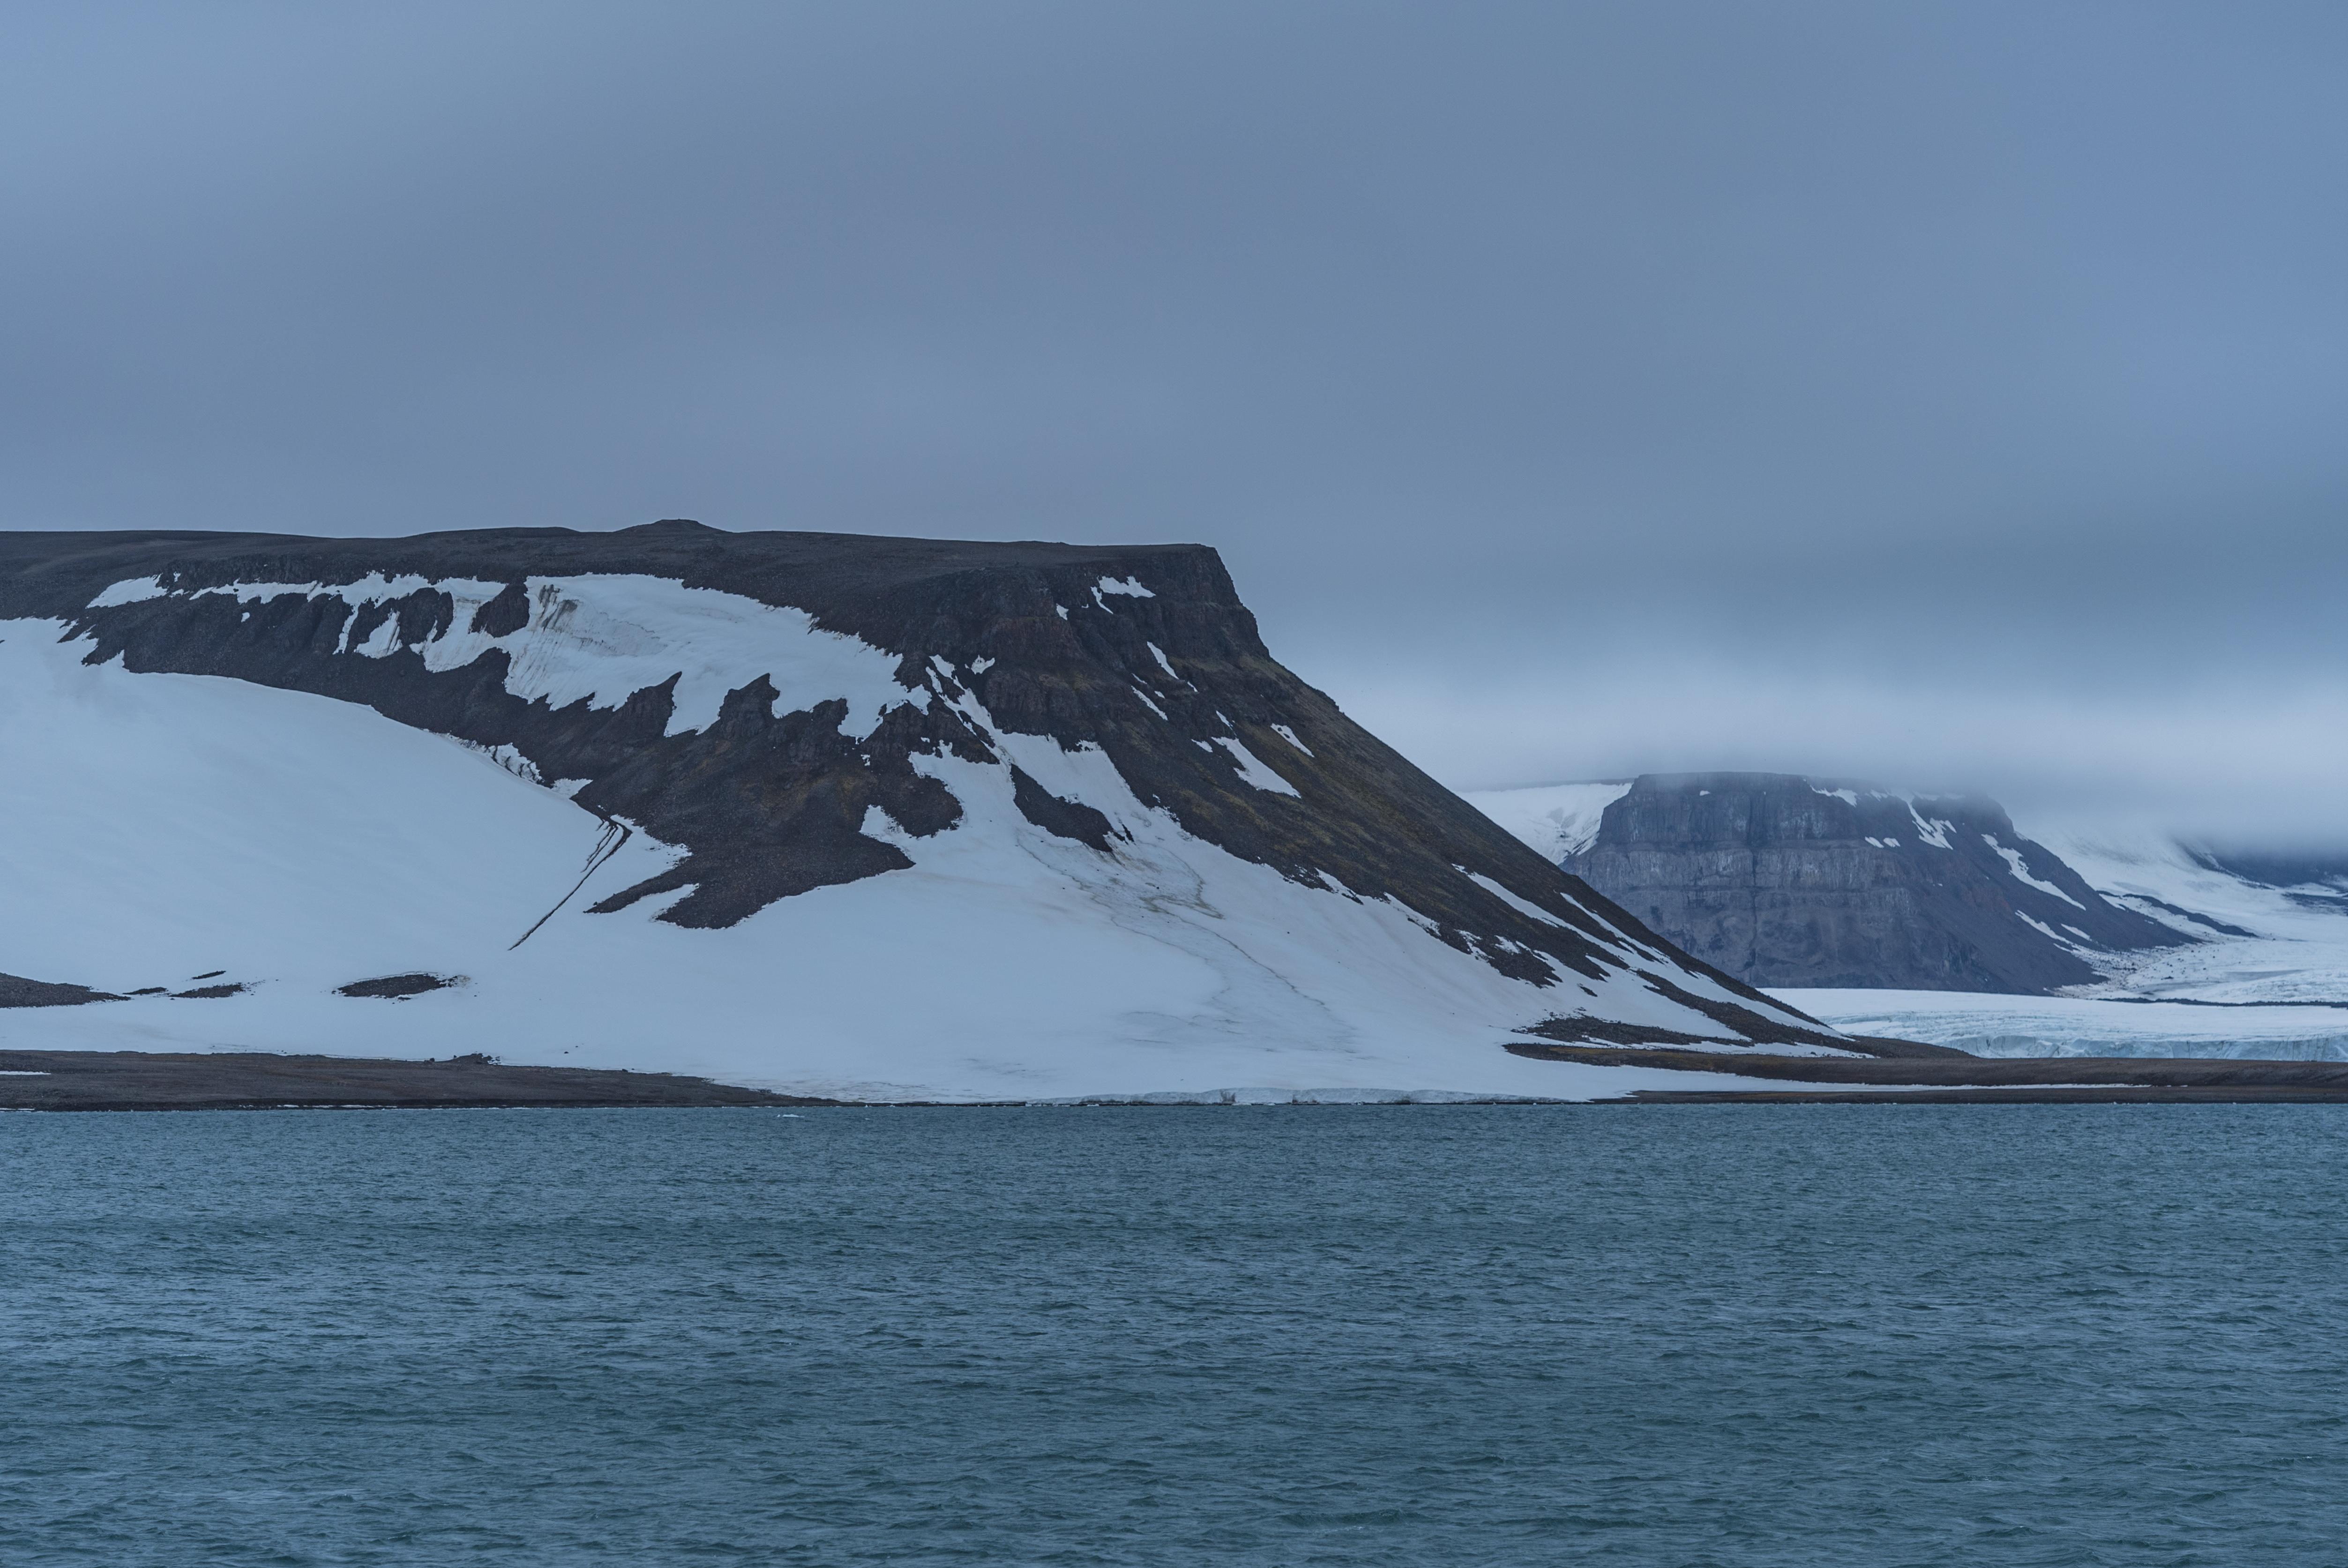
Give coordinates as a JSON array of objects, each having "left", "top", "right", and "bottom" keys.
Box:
[{"left": 0, "top": 567, "right": 1803, "bottom": 1103}]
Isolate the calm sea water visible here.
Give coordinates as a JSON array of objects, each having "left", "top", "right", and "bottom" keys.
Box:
[{"left": 4, "top": 1105, "right": 2346, "bottom": 1566}]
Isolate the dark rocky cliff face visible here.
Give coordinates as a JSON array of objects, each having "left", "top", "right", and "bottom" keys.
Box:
[
  {"left": 1564, "top": 773, "right": 2192, "bottom": 994},
  {"left": 0, "top": 522, "right": 1820, "bottom": 1039}
]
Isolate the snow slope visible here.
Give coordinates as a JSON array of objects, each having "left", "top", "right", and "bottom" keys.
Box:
[
  {"left": 1461, "top": 782, "right": 1633, "bottom": 863},
  {"left": 0, "top": 617, "right": 1791, "bottom": 1101}
]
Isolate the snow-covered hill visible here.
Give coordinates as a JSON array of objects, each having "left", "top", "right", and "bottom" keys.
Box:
[{"left": 0, "top": 523, "right": 1842, "bottom": 1101}]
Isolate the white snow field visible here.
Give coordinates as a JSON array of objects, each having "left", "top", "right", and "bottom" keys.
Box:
[
  {"left": 0, "top": 613, "right": 1793, "bottom": 1102},
  {"left": 1459, "top": 782, "right": 1633, "bottom": 864}
]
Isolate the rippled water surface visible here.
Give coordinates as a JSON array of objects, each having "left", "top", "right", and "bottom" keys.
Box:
[{"left": 5, "top": 1105, "right": 2347, "bottom": 1565}]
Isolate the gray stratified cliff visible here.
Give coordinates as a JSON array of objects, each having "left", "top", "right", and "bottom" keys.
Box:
[{"left": 1563, "top": 774, "right": 2191, "bottom": 994}]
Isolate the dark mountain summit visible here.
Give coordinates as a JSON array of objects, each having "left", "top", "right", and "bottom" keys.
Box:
[{"left": 1562, "top": 773, "right": 2191, "bottom": 993}]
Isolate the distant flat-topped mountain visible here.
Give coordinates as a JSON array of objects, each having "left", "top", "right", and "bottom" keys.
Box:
[
  {"left": 1469, "top": 773, "right": 2190, "bottom": 994},
  {"left": 0, "top": 523, "right": 1842, "bottom": 1100}
]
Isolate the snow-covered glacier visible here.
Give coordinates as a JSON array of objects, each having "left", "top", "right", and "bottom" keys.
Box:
[{"left": 0, "top": 522, "right": 1844, "bottom": 1101}]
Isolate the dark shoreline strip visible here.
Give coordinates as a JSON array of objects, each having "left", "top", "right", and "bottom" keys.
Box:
[
  {"left": 1509, "top": 1040, "right": 2348, "bottom": 1103},
  {"left": 12, "top": 1046, "right": 2348, "bottom": 1113},
  {"left": 1621, "top": 1086, "right": 2348, "bottom": 1104},
  {"left": 0, "top": 1050, "right": 835, "bottom": 1112}
]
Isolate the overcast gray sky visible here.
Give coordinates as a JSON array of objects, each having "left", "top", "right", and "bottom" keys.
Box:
[{"left": 5, "top": 3, "right": 2344, "bottom": 838}]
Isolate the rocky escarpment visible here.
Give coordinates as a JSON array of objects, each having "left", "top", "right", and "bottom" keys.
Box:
[
  {"left": 0, "top": 523, "right": 1828, "bottom": 1076},
  {"left": 1559, "top": 774, "right": 2192, "bottom": 994}
]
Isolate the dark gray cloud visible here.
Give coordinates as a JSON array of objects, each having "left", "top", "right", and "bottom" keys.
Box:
[{"left": 5, "top": 2, "right": 2345, "bottom": 836}]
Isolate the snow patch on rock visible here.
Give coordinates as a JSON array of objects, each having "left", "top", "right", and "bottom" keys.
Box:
[
  {"left": 1983, "top": 834, "right": 2086, "bottom": 909},
  {"left": 105, "top": 574, "right": 919, "bottom": 739},
  {"left": 90, "top": 576, "right": 170, "bottom": 607},
  {"left": 1213, "top": 737, "right": 1299, "bottom": 797}
]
